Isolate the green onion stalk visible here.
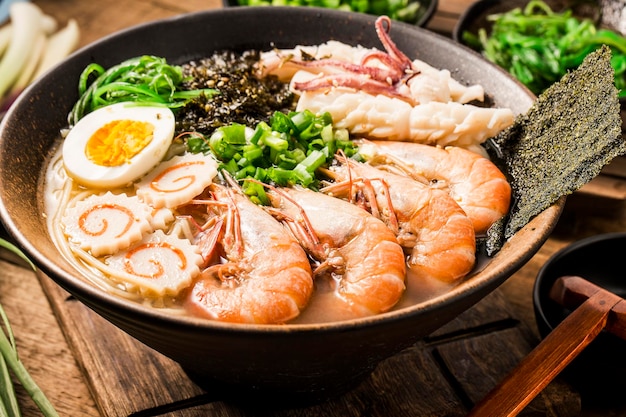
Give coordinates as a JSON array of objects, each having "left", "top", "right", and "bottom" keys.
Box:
[
  {"left": 0, "top": 238, "right": 59, "bottom": 417},
  {"left": 68, "top": 55, "right": 218, "bottom": 126},
  {"left": 462, "top": 0, "right": 626, "bottom": 97}
]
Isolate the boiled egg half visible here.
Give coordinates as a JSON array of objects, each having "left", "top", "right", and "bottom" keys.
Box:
[{"left": 62, "top": 102, "right": 176, "bottom": 188}]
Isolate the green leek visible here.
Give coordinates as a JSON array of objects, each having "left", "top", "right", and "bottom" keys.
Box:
[{"left": 0, "top": 238, "right": 59, "bottom": 417}]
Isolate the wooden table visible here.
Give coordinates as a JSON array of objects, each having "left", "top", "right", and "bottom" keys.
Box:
[{"left": 1, "top": 0, "right": 626, "bottom": 416}]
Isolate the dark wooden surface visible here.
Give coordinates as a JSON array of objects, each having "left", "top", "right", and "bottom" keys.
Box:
[
  {"left": 33, "top": 267, "right": 584, "bottom": 417},
  {"left": 1, "top": 0, "right": 626, "bottom": 416}
]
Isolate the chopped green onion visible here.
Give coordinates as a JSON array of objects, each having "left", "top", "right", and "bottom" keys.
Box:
[{"left": 186, "top": 110, "right": 360, "bottom": 201}]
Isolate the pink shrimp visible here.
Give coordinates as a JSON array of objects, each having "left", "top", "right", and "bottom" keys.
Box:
[
  {"left": 185, "top": 184, "right": 314, "bottom": 324},
  {"left": 323, "top": 158, "right": 476, "bottom": 284},
  {"left": 356, "top": 140, "right": 511, "bottom": 235},
  {"left": 266, "top": 186, "right": 406, "bottom": 319}
]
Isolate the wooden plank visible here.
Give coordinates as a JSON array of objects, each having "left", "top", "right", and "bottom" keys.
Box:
[
  {"left": 425, "top": 14, "right": 460, "bottom": 35},
  {"left": 437, "top": 328, "right": 581, "bottom": 416},
  {"left": 0, "top": 259, "right": 98, "bottom": 416},
  {"left": 36, "top": 0, "right": 222, "bottom": 48},
  {"left": 39, "top": 276, "right": 207, "bottom": 417},
  {"left": 577, "top": 175, "right": 626, "bottom": 200},
  {"left": 602, "top": 156, "right": 626, "bottom": 178},
  {"left": 435, "top": 0, "right": 471, "bottom": 16},
  {"left": 429, "top": 290, "right": 513, "bottom": 337}
]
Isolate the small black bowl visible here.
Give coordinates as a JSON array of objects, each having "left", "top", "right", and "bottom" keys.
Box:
[
  {"left": 453, "top": 0, "right": 609, "bottom": 46},
  {"left": 533, "top": 232, "right": 626, "bottom": 406},
  {"left": 453, "top": 0, "right": 626, "bottom": 127},
  {"left": 222, "top": 0, "right": 438, "bottom": 27}
]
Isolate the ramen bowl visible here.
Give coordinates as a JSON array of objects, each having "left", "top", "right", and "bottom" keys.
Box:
[{"left": 0, "top": 7, "right": 563, "bottom": 401}]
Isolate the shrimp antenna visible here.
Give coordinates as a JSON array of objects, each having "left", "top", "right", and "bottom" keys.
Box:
[
  {"left": 326, "top": 154, "right": 400, "bottom": 234},
  {"left": 245, "top": 178, "right": 323, "bottom": 251},
  {"left": 218, "top": 169, "right": 242, "bottom": 189}
]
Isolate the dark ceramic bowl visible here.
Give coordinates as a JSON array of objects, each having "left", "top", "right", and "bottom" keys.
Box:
[
  {"left": 533, "top": 232, "right": 626, "bottom": 404},
  {"left": 452, "top": 0, "right": 612, "bottom": 45},
  {"left": 453, "top": 0, "right": 626, "bottom": 123},
  {"left": 0, "top": 7, "right": 563, "bottom": 401},
  {"left": 222, "top": 0, "right": 438, "bottom": 27}
]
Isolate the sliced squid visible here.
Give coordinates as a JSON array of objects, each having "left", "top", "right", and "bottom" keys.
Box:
[
  {"left": 296, "top": 88, "right": 513, "bottom": 155},
  {"left": 257, "top": 40, "right": 377, "bottom": 82},
  {"left": 105, "top": 229, "right": 203, "bottom": 298},
  {"left": 260, "top": 42, "right": 484, "bottom": 106},
  {"left": 61, "top": 192, "right": 153, "bottom": 257},
  {"left": 259, "top": 17, "right": 514, "bottom": 155},
  {"left": 136, "top": 153, "right": 218, "bottom": 209}
]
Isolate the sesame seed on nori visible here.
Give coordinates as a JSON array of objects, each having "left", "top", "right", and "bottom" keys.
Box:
[{"left": 485, "top": 45, "right": 626, "bottom": 255}]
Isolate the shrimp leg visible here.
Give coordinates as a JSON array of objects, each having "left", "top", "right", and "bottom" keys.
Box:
[{"left": 267, "top": 186, "right": 406, "bottom": 319}]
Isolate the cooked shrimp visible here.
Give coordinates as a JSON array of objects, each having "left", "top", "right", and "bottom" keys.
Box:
[
  {"left": 356, "top": 140, "right": 511, "bottom": 235},
  {"left": 185, "top": 184, "right": 314, "bottom": 324},
  {"left": 323, "top": 158, "right": 476, "bottom": 284},
  {"left": 266, "top": 186, "right": 406, "bottom": 319}
]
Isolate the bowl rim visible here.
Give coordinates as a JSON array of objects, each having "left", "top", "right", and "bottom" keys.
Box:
[
  {"left": 220, "top": 0, "right": 439, "bottom": 28},
  {"left": 0, "top": 6, "right": 564, "bottom": 334}
]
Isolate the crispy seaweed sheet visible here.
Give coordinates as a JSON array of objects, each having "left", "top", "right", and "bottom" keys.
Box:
[{"left": 485, "top": 45, "right": 626, "bottom": 255}]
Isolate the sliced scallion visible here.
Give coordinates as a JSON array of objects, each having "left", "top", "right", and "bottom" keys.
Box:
[
  {"left": 185, "top": 109, "right": 359, "bottom": 201},
  {"left": 0, "top": 238, "right": 59, "bottom": 417}
]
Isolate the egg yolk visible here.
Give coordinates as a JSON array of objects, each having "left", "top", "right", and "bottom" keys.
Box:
[{"left": 86, "top": 120, "right": 155, "bottom": 167}]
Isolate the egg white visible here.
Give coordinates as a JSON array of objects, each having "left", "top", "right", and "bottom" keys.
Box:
[{"left": 62, "top": 102, "right": 176, "bottom": 188}]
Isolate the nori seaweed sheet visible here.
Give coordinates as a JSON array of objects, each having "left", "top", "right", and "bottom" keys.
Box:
[{"left": 485, "top": 46, "right": 626, "bottom": 255}]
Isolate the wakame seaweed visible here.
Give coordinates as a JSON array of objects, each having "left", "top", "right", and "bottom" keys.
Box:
[
  {"left": 176, "top": 50, "right": 296, "bottom": 136},
  {"left": 485, "top": 45, "right": 626, "bottom": 254}
]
